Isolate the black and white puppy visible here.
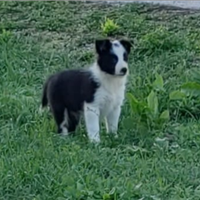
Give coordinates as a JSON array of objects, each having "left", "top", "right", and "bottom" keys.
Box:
[{"left": 42, "top": 39, "right": 131, "bottom": 143}]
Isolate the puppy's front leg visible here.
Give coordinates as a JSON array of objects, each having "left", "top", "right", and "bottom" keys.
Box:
[
  {"left": 84, "top": 103, "right": 100, "bottom": 143},
  {"left": 105, "top": 106, "right": 121, "bottom": 138}
]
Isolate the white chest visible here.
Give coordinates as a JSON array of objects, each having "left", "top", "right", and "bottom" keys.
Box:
[
  {"left": 88, "top": 66, "right": 127, "bottom": 118},
  {"left": 93, "top": 86, "right": 125, "bottom": 117}
]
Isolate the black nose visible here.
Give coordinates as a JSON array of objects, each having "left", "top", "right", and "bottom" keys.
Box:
[{"left": 120, "top": 68, "right": 127, "bottom": 75}]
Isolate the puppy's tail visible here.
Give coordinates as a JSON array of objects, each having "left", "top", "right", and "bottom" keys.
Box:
[{"left": 41, "top": 80, "right": 49, "bottom": 108}]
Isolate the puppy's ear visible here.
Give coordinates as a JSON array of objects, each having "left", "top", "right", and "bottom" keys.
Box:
[
  {"left": 120, "top": 40, "right": 132, "bottom": 54},
  {"left": 95, "top": 39, "right": 112, "bottom": 54}
]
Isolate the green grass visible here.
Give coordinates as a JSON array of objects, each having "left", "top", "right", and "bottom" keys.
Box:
[{"left": 1, "top": 1, "right": 200, "bottom": 199}]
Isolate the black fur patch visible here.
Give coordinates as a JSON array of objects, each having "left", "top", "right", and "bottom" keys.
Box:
[
  {"left": 43, "top": 69, "right": 99, "bottom": 133},
  {"left": 120, "top": 40, "right": 132, "bottom": 54},
  {"left": 95, "top": 40, "right": 117, "bottom": 75},
  {"left": 97, "top": 52, "right": 118, "bottom": 75}
]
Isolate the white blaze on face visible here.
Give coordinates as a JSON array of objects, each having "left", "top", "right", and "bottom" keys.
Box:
[{"left": 112, "top": 40, "right": 128, "bottom": 76}]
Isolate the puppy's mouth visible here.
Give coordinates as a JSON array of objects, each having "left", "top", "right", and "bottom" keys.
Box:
[
  {"left": 117, "top": 73, "right": 127, "bottom": 77},
  {"left": 116, "top": 69, "right": 128, "bottom": 76}
]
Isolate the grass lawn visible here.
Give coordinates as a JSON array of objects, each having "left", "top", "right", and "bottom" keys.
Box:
[{"left": 1, "top": 1, "right": 200, "bottom": 199}]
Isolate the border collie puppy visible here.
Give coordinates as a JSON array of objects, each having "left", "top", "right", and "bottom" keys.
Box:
[{"left": 42, "top": 39, "right": 131, "bottom": 143}]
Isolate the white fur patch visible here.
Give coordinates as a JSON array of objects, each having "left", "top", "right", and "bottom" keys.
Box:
[
  {"left": 60, "top": 109, "right": 69, "bottom": 136},
  {"left": 112, "top": 40, "right": 128, "bottom": 76}
]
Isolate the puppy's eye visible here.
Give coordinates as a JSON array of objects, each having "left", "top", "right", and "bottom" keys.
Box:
[{"left": 123, "top": 52, "right": 128, "bottom": 62}]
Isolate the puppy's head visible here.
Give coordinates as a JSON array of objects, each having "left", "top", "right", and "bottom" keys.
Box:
[{"left": 95, "top": 39, "right": 131, "bottom": 76}]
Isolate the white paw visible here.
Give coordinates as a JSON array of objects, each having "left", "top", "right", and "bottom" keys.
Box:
[
  {"left": 89, "top": 135, "right": 101, "bottom": 143},
  {"left": 61, "top": 127, "right": 69, "bottom": 136},
  {"left": 38, "top": 105, "right": 44, "bottom": 115}
]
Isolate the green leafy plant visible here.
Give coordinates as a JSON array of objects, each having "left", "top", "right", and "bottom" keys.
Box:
[
  {"left": 125, "top": 73, "right": 170, "bottom": 131},
  {"left": 101, "top": 18, "right": 119, "bottom": 36},
  {"left": 169, "top": 69, "right": 200, "bottom": 119},
  {"left": 0, "top": 29, "right": 12, "bottom": 43},
  {"left": 170, "top": 69, "right": 200, "bottom": 99},
  {"left": 103, "top": 188, "right": 118, "bottom": 200}
]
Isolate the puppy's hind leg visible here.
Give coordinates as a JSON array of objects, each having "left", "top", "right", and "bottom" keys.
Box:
[
  {"left": 67, "top": 111, "right": 80, "bottom": 133},
  {"left": 51, "top": 104, "right": 69, "bottom": 135}
]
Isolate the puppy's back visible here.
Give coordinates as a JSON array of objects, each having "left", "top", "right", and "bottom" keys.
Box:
[{"left": 45, "top": 69, "right": 100, "bottom": 112}]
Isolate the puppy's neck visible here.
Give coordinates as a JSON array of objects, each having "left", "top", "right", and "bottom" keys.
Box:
[{"left": 89, "top": 62, "right": 128, "bottom": 90}]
